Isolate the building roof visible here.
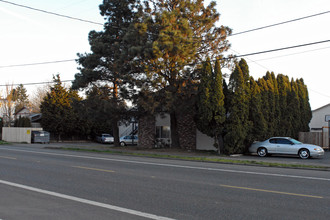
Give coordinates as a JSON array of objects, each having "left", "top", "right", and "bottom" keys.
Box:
[
  {"left": 14, "top": 106, "right": 29, "bottom": 115},
  {"left": 312, "top": 103, "right": 330, "bottom": 113}
]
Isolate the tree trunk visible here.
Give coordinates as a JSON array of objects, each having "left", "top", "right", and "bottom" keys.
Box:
[
  {"left": 170, "top": 111, "right": 180, "bottom": 148},
  {"left": 218, "top": 135, "right": 224, "bottom": 155},
  {"left": 112, "top": 118, "right": 120, "bottom": 147}
]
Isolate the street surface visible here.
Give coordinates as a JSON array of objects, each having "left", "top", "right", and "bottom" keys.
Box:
[{"left": 0, "top": 144, "right": 330, "bottom": 219}]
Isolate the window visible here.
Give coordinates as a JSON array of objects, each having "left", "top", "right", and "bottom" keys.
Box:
[
  {"left": 276, "top": 138, "right": 292, "bottom": 145},
  {"left": 156, "top": 126, "right": 170, "bottom": 139},
  {"left": 269, "top": 139, "right": 277, "bottom": 144}
]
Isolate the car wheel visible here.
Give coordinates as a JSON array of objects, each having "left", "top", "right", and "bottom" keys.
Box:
[
  {"left": 120, "top": 142, "right": 126, "bottom": 147},
  {"left": 257, "top": 147, "right": 267, "bottom": 157},
  {"left": 299, "top": 149, "right": 310, "bottom": 159}
]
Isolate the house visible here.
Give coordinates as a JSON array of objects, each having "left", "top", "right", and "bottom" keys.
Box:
[
  {"left": 14, "top": 107, "right": 42, "bottom": 128},
  {"left": 300, "top": 103, "right": 330, "bottom": 148},
  {"left": 309, "top": 103, "right": 330, "bottom": 131},
  {"left": 14, "top": 107, "right": 31, "bottom": 120},
  {"left": 138, "top": 112, "right": 216, "bottom": 151}
]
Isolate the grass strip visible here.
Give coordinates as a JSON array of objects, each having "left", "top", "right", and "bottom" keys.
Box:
[
  {"left": 61, "top": 147, "right": 329, "bottom": 170},
  {"left": 0, "top": 140, "right": 10, "bottom": 145}
]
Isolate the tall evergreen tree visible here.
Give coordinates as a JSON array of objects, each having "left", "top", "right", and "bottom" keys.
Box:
[
  {"left": 277, "top": 74, "right": 292, "bottom": 136},
  {"left": 224, "top": 63, "right": 250, "bottom": 154},
  {"left": 296, "top": 79, "right": 312, "bottom": 131},
  {"left": 196, "top": 58, "right": 226, "bottom": 154},
  {"left": 72, "top": 0, "right": 138, "bottom": 146},
  {"left": 238, "top": 59, "right": 252, "bottom": 146},
  {"left": 73, "top": 86, "right": 125, "bottom": 138},
  {"left": 247, "top": 77, "right": 267, "bottom": 143},
  {"left": 257, "top": 78, "right": 271, "bottom": 137},
  {"left": 263, "top": 72, "right": 277, "bottom": 136},
  {"left": 12, "top": 84, "right": 29, "bottom": 112},
  {"left": 132, "top": 0, "right": 231, "bottom": 148},
  {"left": 41, "top": 75, "right": 81, "bottom": 141},
  {"left": 270, "top": 72, "right": 281, "bottom": 135},
  {"left": 211, "top": 58, "right": 226, "bottom": 153},
  {"left": 288, "top": 78, "right": 301, "bottom": 138},
  {"left": 196, "top": 58, "right": 213, "bottom": 134}
]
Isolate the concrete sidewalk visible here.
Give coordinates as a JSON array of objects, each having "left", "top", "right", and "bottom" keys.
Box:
[{"left": 10, "top": 142, "right": 330, "bottom": 169}]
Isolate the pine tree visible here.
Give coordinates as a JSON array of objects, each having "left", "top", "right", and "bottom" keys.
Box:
[
  {"left": 131, "top": 0, "right": 231, "bottom": 148},
  {"left": 41, "top": 75, "right": 81, "bottom": 141},
  {"left": 12, "top": 84, "right": 30, "bottom": 112},
  {"left": 72, "top": 0, "right": 137, "bottom": 146}
]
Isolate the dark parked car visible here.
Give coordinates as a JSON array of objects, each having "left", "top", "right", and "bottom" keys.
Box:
[
  {"left": 96, "top": 134, "right": 114, "bottom": 144},
  {"left": 31, "top": 131, "right": 50, "bottom": 144}
]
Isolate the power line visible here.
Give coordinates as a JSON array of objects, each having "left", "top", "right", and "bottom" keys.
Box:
[
  {"left": 0, "top": 59, "right": 76, "bottom": 68},
  {"left": 254, "top": 46, "right": 330, "bottom": 62},
  {"left": 1, "top": 39, "right": 330, "bottom": 69},
  {"left": 229, "top": 48, "right": 270, "bottom": 71},
  {"left": 2, "top": 0, "right": 329, "bottom": 39},
  {"left": 231, "top": 10, "right": 330, "bottom": 36},
  {"left": 0, "top": 0, "right": 103, "bottom": 26},
  {"left": 0, "top": 80, "right": 73, "bottom": 87},
  {"left": 233, "top": 39, "right": 330, "bottom": 58}
]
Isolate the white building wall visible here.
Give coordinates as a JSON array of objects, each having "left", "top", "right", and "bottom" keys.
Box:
[
  {"left": 15, "top": 108, "right": 31, "bottom": 120},
  {"left": 154, "top": 113, "right": 216, "bottom": 151},
  {"left": 196, "top": 130, "right": 217, "bottom": 151},
  {"left": 2, "top": 127, "right": 43, "bottom": 143},
  {"left": 309, "top": 104, "right": 330, "bottom": 131}
]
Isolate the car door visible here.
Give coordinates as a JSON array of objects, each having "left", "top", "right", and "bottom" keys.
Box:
[
  {"left": 267, "top": 138, "right": 278, "bottom": 153},
  {"left": 275, "top": 138, "right": 293, "bottom": 154},
  {"left": 124, "top": 136, "right": 130, "bottom": 144}
]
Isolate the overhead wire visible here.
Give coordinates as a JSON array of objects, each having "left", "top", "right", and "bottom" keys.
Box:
[
  {"left": 1, "top": 39, "right": 330, "bottom": 69},
  {"left": 1, "top": 0, "right": 329, "bottom": 37},
  {"left": 0, "top": 0, "right": 103, "bottom": 26},
  {"left": 1, "top": 0, "right": 330, "bottom": 90},
  {"left": 0, "top": 80, "right": 73, "bottom": 87},
  {"left": 253, "top": 46, "right": 330, "bottom": 62},
  {"left": 233, "top": 39, "right": 330, "bottom": 58},
  {"left": 231, "top": 10, "right": 330, "bottom": 36},
  {"left": 0, "top": 59, "right": 76, "bottom": 68}
]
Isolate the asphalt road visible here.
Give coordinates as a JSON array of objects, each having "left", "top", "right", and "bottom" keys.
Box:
[{"left": 0, "top": 144, "right": 330, "bottom": 220}]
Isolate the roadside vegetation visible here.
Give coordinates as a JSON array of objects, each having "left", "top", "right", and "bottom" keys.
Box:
[
  {"left": 0, "top": 0, "right": 312, "bottom": 156},
  {"left": 0, "top": 140, "right": 9, "bottom": 145}
]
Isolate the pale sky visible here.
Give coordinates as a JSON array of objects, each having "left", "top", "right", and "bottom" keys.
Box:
[{"left": 1, "top": 0, "right": 330, "bottom": 110}]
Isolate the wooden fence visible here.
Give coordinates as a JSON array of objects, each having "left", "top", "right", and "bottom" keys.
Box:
[{"left": 299, "top": 127, "right": 329, "bottom": 149}]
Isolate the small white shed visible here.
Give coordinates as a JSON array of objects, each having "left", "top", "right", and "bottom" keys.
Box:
[{"left": 2, "top": 127, "right": 43, "bottom": 143}]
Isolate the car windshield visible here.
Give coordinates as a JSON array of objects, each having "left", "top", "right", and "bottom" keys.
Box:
[
  {"left": 103, "top": 134, "right": 111, "bottom": 137},
  {"left": 290, "top": 138, "right": 302, "bottom": 144}
]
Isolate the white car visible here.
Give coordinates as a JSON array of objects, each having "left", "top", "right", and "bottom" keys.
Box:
[
  {"left": 96, "top": 134, "right": 114, "bottom": 144},
  {"left": 249, "top": 137, "right": 324, "bottom": 159},
  {"left": 120, "top": 135, "right": 138, "bottom": 146}
]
